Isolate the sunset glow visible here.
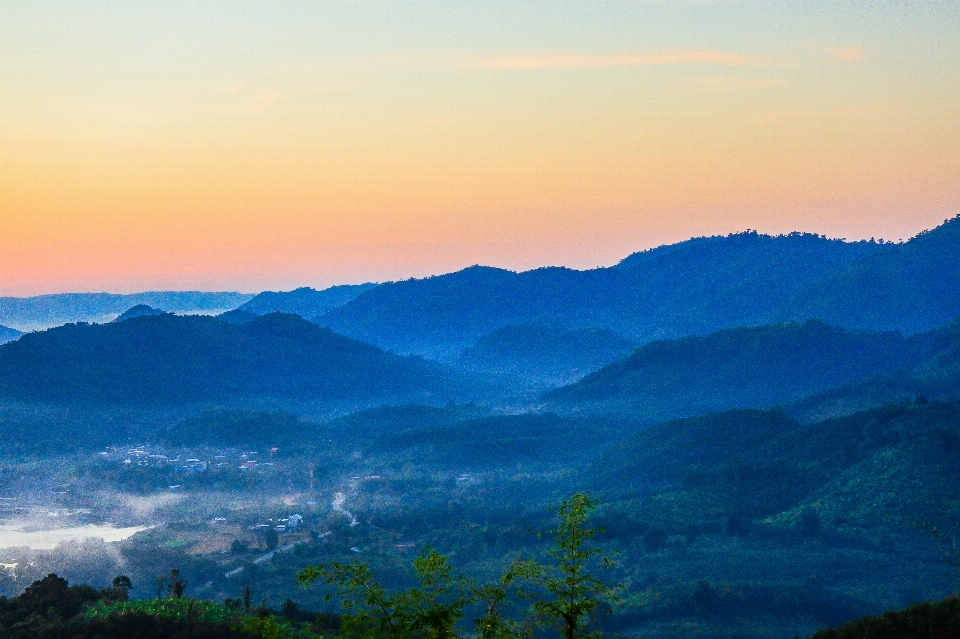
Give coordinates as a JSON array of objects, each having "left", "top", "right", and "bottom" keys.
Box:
[{"left": 2, "top": 1, "right": 959, "bottom": 295}]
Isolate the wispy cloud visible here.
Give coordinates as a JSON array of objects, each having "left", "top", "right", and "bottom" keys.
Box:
[
  {"left": 806, "top": 42, "right": 863, "bottom": 61},
  {"left": 467, "top": 50, "right": 768, "bottom": 70}
]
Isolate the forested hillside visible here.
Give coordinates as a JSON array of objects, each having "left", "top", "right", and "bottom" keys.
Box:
[
  {"left": 0, "top": 313, "right": 458, "bottom": 405},
  {"left": 781, "top": 215, "right": 960, "bottom": 334},
  {"left": 316, "top": 232, "right": 885, "bottom": 358},
  {"left": 546, "top": 320, "right": 918, "bottom": 420},
  {"left": 237, "top": 284, "right": 377, "bottom": 320}
]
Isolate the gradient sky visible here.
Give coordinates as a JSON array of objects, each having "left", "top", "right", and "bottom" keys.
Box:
[{"left": 2, "top": 1, "right": 959, "bottom": 295}]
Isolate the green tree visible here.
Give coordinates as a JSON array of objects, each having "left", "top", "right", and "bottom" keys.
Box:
[
  {"left": 474, "top": 562, "right": 535, "bottom": 639},
  {"left": 167, "top": 569, "right": 186, "bottom": 599},
  {"left": 111, "top": 575, "right": 132, "bottom": 601},
  {"left": 298, "top": 548, "right": 476, "bottom": 639},
  {"left": 525, "top": 493, "right": 620, "bottom": 639},
  {"left": 264, "top": 527, "right": 280, "bottom": 551},
  {"left": 296, "top": 494, "right": 619, "bottom": 639}
]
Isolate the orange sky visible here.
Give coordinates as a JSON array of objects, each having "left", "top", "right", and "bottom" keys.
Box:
[{"left": 2, "top": 2, "right": 959, "bottom": 295}]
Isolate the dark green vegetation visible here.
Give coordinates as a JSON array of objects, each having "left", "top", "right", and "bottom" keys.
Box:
[
  {"left": 789, "top": 317, "right": 960, "bottom": 421},
  {"left": 297, "top": 494, "right": 619, "bottom": 639},
  {"left": 158, "top": 409, "right": 315, "bottom": 448},
  {"left": 0, "top": 324, "right": 21, "bottom": 345},
  {"left": 0, "top": 217, "right": 959, "bottom": 639},
  {"left": 809, "top": 595, "right": 960, "bottom": 639},
  {"left": 0, "top": 312, "right": 458, "bottom": 405},
  {"left": 0, "top": 291, "right": 252, "bottom": 331},
  {"left": 0, "top": 573, "right": 328, "bottom": 638},
  {"left": 589, "top": 401, "right": 960, "bottom": 537}
]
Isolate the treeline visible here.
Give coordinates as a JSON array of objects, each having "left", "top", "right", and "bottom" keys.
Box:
[
  {"left": 0, "top": 572, "right": 328, "bottom": 639},
  {"left": 2, "top": 495, "right": 959, "bottom": 639}
]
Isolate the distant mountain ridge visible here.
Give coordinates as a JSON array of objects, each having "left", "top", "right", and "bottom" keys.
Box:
[
  {"left": 0, "top": 325, "right": 21, "bottom": 346},
  {"left": 0, "top": 312, "right": 458, "bottom": 405},
  {"left": 112, "top": 304, "right": 165, "bottom": 322},
  {"left": 5, "top": 217, "right": 957, "bottom": 359},
  {"left": 309, "top": 220, "right": 958, "bottom": 358},
  {"left": 785, "top": 316, "right": 960, "bottom": 421},
  {"left": 43, "top": 217, "right": 949, "bottom": 367},
  {"left": 237, "top": 284, "right": 377, "bottom": 320},
  {"left": 778, "top": 215, "right": 960, "bottom": 334},
  {"left": 545, "top": 320, "right": 920, "bottom": 421},
  {"left": 0, "top": 291, "right": 253, "bottom": 332},
  {"left": 213, "top": 231, "right": 886, "bottom": 359}
]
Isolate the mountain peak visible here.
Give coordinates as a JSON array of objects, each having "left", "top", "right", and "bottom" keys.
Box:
[{"left": 112, "top": 305, "right": 165, "bottom": 323}]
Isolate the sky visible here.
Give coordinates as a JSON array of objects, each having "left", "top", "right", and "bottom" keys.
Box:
[{"left": 2, "top": 1, "right": 959, "bottom": 295}]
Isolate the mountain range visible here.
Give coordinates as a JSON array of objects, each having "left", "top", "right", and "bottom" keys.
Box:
[
  {"left": 0, "top": 291, "right": 253, "bottom": 332},
  {"left": 545, "top": 320, "right": 921, "bottom": 420},
  {"left": 0, "top": 312, "right": 458, "bottom": 406},
  {"left": 228, "top": 216, "right": 960, "bottom": 362},
  {"left": 2, "top": 219, "right": 960, "bottom": 639},
  {"left": 236, "top": 284, "right": 376, "bottom": 320}
]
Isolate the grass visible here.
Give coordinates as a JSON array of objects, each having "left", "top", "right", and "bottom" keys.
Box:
[{"left": 86, "top": 597, "right": 323, "bottom": 639}]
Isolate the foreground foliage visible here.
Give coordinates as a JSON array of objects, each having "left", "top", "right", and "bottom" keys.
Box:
[
  {"left": 809, "top": 594, "right": 960, "bottom": 639},
  {"left": 0, "top": 573, "right": 324, "bottom": 639},
  {"left": 297, "top": 493, "right": 620, "bottom": 639}
]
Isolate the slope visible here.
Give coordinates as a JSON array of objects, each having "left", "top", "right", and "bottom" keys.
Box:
[
  {"left": 787, "top": 317, "right": 960, "bottom": 422},
  {"left": 0, "top": 313, "right": 456, "bottom": 405},
  {"left": 455, "top": 322, "right": 636, "bottom": 386},
  {"left": 545, "top": 320, "right": 916, "bottom": 421},
  {"left": 781, "top": 214, "right": 960, "bottom": 334},
  {"left": 238, "top": 284, "right": 377, "bottom": 320},
  {"left": 319, "top": 233, "right": 882, "bottom": 358},
  {"left": 588, "top": 401, "right": 960, "bottom": 536},
  {"left": 0, "top": 325, "right": 21, "bottom": 345}
]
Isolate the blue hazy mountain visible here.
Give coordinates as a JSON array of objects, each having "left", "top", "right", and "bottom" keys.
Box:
[
  {"left": 237, "top": 284, "right": 377, "bottom": 320},
  {"left": 310, "top": 218, "right": 958, "bottom": 360},
  {"left": 0, "top": 291, "right": 253, "bottom": 332},
  {"left": 786, "top": 316, "right": 960, "bottom": 421},
  {"left": 778, "top": 214, "right": 960, "bottom": 334},
  {"left": 545, "top": 320, "right": 919, "bottom": 421},
  {"left": 0, "top": 324, "right": 21, "bottom": 345},
  {"left": 111, "top": 304, "right": 166, "bottom": 322},
  {"left": 0, "top": 312, "right": 458, "bottom": 405},
  {"left": 455, "top": 322, "right": 636, "bottom": 386},
  {"left": 217, "top": 308, "right": 260, "bottom": 324},
  {"left": 315, "top": 233, "right": 885, "bottom": 358}
]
